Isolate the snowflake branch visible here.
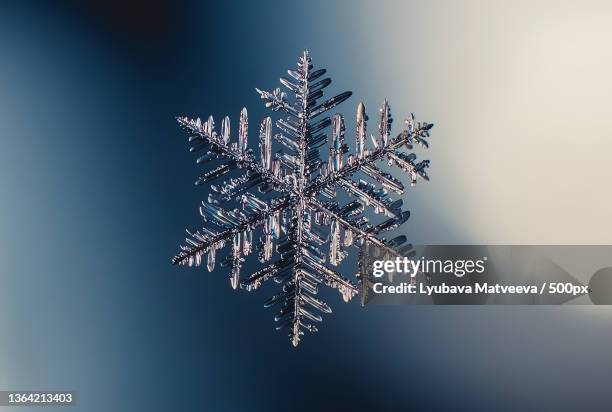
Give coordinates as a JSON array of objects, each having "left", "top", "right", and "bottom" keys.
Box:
[
  {"left": 308, "top": 198, "right": 404, "bottom": 258},
  {"left": 337, "top": 177, "right": 399, "bottom": 218},
  {"left": 177, "top": 116, "right": 295, "bottom": 194},
  {"left": 306, "top": 124, "right": 432, "bottom": 197},
  {"left": 172, "top": 196, "right": 293, "bottom": 266}
]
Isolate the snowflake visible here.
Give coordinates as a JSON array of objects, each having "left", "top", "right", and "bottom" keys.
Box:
[{"left": 173, "top": 50, "right": 434, "bottom": 346}]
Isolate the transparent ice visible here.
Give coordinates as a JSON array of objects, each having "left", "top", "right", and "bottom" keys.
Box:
[{"left": 173, "top": 51, "right": 434, "bottom": 346}]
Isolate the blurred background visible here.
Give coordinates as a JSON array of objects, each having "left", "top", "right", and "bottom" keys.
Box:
[{"left": 1, "top": 0, "right": 612, "bottom": 410}]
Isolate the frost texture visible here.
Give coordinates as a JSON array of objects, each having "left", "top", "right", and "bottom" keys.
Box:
[{"left": 173, "top": 51, "right": 434, "bottom": 346}]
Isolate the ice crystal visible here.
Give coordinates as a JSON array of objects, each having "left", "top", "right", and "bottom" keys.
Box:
[{"left": 173, "top": 51, "right": 434, "bottom": 346}]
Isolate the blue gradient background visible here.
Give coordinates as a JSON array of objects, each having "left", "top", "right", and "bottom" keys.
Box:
[{"left": 1, "top": 1, "right": 612, "bottom": 411}]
